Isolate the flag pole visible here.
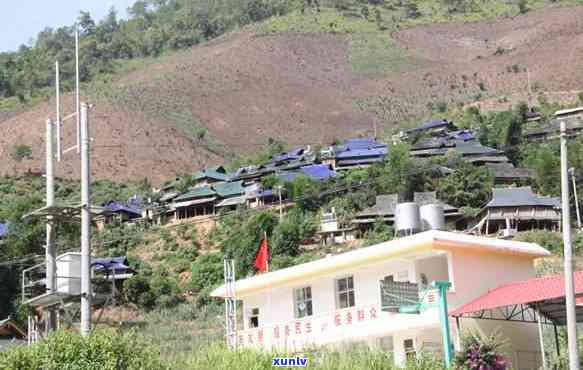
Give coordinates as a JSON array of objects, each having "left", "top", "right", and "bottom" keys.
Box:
[{"left": 264, "top": 231, "right": 269, "bottom": 272}]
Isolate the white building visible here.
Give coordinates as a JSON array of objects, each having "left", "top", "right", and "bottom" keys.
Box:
[{"left": 212, "top": 230, "right": 550, "bottom": 368}]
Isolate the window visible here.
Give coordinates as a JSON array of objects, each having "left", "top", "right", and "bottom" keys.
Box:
[
  {"left": 249, "top": 308, "right": 259, "bottom": 328},
  {"left": 404, "top": 339, "right": 416, "bottom": 360},
  {"left": 294, "top": 286, "right": 313, "bottom": 318},
  {"left": 335, "top": 276, "right": 355, "bottom": 309},
  {"left": 396, "top": 270, "right": 409, "bottom": 282}
]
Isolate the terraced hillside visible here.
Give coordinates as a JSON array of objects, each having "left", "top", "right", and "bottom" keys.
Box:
[{"left": 2, "top": 3, "right": 583, "bottom": 184}]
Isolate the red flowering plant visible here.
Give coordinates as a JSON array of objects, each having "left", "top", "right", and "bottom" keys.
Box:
[{"left": 454, "top": 329, "right": 509, "bottom": 370}]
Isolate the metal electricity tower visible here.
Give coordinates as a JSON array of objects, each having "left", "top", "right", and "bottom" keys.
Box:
[{"left": 223, "top": 258, "right": 238, "bottom": 348}]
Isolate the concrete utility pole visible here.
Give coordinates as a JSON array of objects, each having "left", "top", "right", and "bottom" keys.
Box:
[
  {"left": 560, "top": 120, "right": 580, "bottom": 370},
  {"left": 80, "top": 103, "right": 92, "bottom": 336},
  {"left": 45, "top": 119, "right": 57, "bottom": 332},
  {"left": 55, "top": 61, "right": 62, "bottom": 161},
  {"left": 571, "top": 168, "right": 582, "bottom": 230},
  {"left": 75, "top": 26, "right": 81, "bottom": 154}
]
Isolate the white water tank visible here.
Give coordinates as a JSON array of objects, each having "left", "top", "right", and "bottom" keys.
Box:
[
  {"left": 56, "top": 252, "right": 82, "bottom": 295},
  {"left": 395, "top": 203, "right": 421, "bottom": 235},
  {"left": 420, "top": 203, "right": 445, "bottom": 231}
]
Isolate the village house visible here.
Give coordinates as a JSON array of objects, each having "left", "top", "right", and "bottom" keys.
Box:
[
  {"left": 410, "top": 140, "right": 506, "bottom": 164},
  {"left": 95, "top": 201, "right": 143, "bottom": 230},
  {"left": 485, "top": 163, "right": 534, "bottom": 185},
  {"left": 316, "top": 210, "right": 355, "bottom": 245},
  {"left": 472, "top": 187, "right": 561, "bottom": 235},
  {"left": 211, "top": 230, "right": 549, "bottom": 368},
  {"left": 398, "top": 119, "right": 456, "bottom": 141},
  {"left": 321, "top": 138, "right": 388, "bottom": 171},
  {"left": 524, "top": 108, "right": 583, "bottom": 142},
  {"left": 192, "top": 166, "right": 231, "bottom": 187}
]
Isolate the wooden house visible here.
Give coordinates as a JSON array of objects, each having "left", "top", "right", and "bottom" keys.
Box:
[
  {"left": 322, "top": 138, "right": 387, "bottom": 170},
  {"left": 476, "top": 187, "right": 561, "bottom": 235}
]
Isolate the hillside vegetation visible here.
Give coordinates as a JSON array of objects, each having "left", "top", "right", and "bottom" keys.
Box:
[{"left": 2, "top": 1, "right": 583, "bottom": 181}]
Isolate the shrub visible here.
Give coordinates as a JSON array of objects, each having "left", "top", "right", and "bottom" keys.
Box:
[
  {"left": 518, "top": 0, "right": 528, "bottom": 14},
  {"left": 0, "top": 329, "right": 164, "bottom": 370},
  {"left": 124, "top": 270, "right": 183, "bottom": 310},
  {"left": 363, "top": 218, "right": 394, "bottom": 246},
  {"left": 454, "top": 329, "right": 509, "bottom": 370},
  {"left": 11, "top": 144, "right": 32, "bottom": 162}
]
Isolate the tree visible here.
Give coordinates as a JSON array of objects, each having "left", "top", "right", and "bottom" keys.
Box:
[
  {"left": 438, "top": 163, "right": 493, "bottom": 208},
  {"left": 78, "top": 11, "right": 96, "bottom": 35},
  {"left": 285, "top": 175, "right": 323, "bottom": 211},
  {"left": 272, "top": 209, "right": 316, "bottom": 256},
  {"left": 363, "top": 218, "right": 394, "bottom": 246},
  {"left": 522, "top": 144, "right": 560, "bottom": 196}
]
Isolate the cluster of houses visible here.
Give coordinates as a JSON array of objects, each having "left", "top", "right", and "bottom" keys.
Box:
[{"left": 88, "top": 117, "right": 564, "bottom": 242}]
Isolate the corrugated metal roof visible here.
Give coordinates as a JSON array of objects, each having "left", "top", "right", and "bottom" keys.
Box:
[
  {"left": 343, "top": 138, "right": 386, "bottom": 149},
  {"left": 173, "top": 197, "right": 216, "bottom": 208},
  {"left": 216, "top": 196, "right": 247, "bottom": 207},
  {"left": 454, "top": 141, "right": 501, "bottom": 155},
  {"left": 213, "top": 180, "right": 245, "bottom": 198},
  {"left": 336, "top": 158, "right": 385, "bottom": 167},
  {"left": 405, "top": 119, "right": 452, "bottom": 133},
  {"left": 92, "top": 256, "right": 134, "bottom": 274},
  {"left": 358, "top": 194, "right": 399, "bottom": 217},
  {"left": 174, "top": 186, "right": 216, "bottom": 202},
  {"left": 193, "top": 166, "right": 231, "bottom": 182},
  {"left": 413, "top": 192, "right": 457, "bottom": 211},
  {"left": 450, "top": 271, "right": 583, "bottom": 325},
  {"left": 335, "top": 146, "right": 387, "bottom": 159},
  {"left": 102, "top": 201, "right": 142, "bottom": 217},
  {"left": 485, "top": 163, "right": 534, "bottom": 179},
  {"left": 300, "top": 164, "right": 337, "bottom": 180},
  {"left": 487, "top": 187, "right": 561, "bottom": 208}
]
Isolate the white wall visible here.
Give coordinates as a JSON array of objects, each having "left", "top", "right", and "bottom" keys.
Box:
[
  {"left": 242, "top": 258, "right": 414, "bottom": 329},
  {"left": 446, "top": 250, "right": 537, "bottom": 308},
  {"left": 239, "top": 248, "right": 541, "bottom": 367}
]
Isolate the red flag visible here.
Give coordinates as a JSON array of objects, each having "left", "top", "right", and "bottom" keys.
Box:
[{"left": 254, "top": 237, "right": 269, "bottom": 273}]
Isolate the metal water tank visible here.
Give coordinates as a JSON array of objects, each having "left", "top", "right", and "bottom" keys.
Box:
[
  {"left": 395, "top": 203, "right": 421, "bottom": 235},
  {"left": 420, "top": 203, "right": 445, "bottom": 231}
]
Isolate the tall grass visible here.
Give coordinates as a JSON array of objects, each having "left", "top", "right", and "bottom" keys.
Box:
[{"left": 178, "top": 343, "right": 443, "bottom": 370}]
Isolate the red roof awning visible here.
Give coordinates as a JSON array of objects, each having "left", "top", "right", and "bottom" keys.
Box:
[{"left": 451, "top": 271, "right": 583, "bottom": 324}]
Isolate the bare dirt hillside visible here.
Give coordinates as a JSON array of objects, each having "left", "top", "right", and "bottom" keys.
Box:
[{"left": 2, "top": 6, "right": 583, "bottom": 184}]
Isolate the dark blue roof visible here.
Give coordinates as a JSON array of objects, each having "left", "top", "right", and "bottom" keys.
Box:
[
  {"left": 276, "top": 172, "right": 300, "bottom": 183},
  {"left": 446, "top": 130, "right": 474, "bottom": 141},
  {"left": 0, "top": 223, "right": 9, "bottom": 238},
  {"left": 300, "top": 164, "right": 337, "bottom": 180},
  {"left": 335, "top": 146, "right": 387, "bottom": 159},
  {"left": 103, "top": 202, "right": 142, "bottom": 217},
  {"left": 92, "top": 256, "right": 134, "bottom": 273},
  {"left": 343, "top": 138, "right": 385, "bottom": 150}
]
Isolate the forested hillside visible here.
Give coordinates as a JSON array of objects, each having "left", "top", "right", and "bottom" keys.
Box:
[{"left": 2, "top": 1, "right": 583, "bottom": 183}]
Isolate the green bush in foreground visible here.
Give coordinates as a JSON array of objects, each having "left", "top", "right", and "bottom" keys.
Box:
[
  {"left": 0, "top": 329, "right": 164, "bottom": 370},
  {"left": 181, "top": 343, "right": 443, "bottom": 370}
]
